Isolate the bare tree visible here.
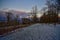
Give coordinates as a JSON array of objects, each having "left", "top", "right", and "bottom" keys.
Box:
[
  {"left": 6, "top": 12, "right": 13, "bottom": 26},
  {"left": 32, "top": 5, "right": 38, "bottom": 23},
  {"left": 15, "top": 14, "right": 19, "bottom": 25},
  {"left": 46, "top": 0, "right": 58, "bottom": 23}
]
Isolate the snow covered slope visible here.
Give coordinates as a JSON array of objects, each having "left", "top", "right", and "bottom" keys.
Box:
[{"left": 0, "top": 24, "right": 60, "bottom": 40}]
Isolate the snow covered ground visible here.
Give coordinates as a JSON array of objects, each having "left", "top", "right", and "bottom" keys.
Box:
[{"left": 0, "top": 23, "right": 60, "bottom": 40}]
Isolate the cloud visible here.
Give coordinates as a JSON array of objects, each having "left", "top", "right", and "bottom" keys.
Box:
[{"left": 0, "top": 8, "right": 31, "bottom": 13}]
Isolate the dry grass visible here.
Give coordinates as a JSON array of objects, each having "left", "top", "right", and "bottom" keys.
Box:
[{"left": 0, "top": 24, "right": 33, "bottom": 35}]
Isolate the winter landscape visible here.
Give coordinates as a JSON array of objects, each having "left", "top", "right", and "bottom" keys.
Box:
[
  {"left": 0, "top": 24, "right": 60, "bottom": 40},
  {"left": 0, "top": 0, "right": 60, "bottom": 40}
]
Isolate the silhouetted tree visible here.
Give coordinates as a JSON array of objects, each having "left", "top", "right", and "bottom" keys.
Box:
[
  {"left": 6, "top": 12, "right": 13, "bottom": 26},
  {"left": 15, "top": 14, "right": 19, "bottom": 25},
  {"left": 56, "top": 0, "right": 60, "bottom": 12},
  {"left": 40, "top": 0, "right": 58, "bottom": 23},
  {"left": 32, "top": 5, "right": 38, "bottom": 23},
  {"left": 47, "top": 0, "right": 58, "bottom": 23}
]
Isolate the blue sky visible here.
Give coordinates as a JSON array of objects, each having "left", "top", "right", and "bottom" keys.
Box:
[{"left": 0, "top": 0, "right": 46, "bottom": 12}]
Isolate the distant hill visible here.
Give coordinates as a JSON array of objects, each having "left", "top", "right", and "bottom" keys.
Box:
[{"left": 0, "top": 9, "right": 31, "bottom": 22}]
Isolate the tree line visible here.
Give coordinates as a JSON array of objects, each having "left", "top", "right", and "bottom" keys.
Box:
[{"left": 0, "top": 0, "right": 60, "bottom": 27}]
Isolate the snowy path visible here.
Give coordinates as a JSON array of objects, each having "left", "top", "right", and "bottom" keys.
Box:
[{"left": 0, "top": 23, "right": 60, "bottom": 40}]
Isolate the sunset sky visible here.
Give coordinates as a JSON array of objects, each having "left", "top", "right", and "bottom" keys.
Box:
[{"left": 0, "top": 0, "right": 46, "bottom": 12}]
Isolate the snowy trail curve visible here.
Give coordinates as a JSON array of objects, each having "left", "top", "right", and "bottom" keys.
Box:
[{"left": 0, "top": 24, "right": 60, "bottom": 40}]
